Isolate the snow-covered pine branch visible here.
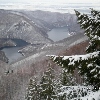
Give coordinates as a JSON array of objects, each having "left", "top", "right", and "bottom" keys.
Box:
[{"left": 47, "top": 51, "right": 100, "bottom": 77}]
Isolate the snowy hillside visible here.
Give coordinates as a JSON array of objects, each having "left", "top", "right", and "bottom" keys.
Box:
[
  {"left": 0, "top": 8, "right": 99, "bottom": 100},
  {"left": 0, "top": 9, "right": 52, "bottom": 44}
]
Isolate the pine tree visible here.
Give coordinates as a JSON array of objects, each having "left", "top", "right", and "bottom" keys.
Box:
[
  {"left": 48, "top": 9, "right": 100, "bottom": 90},
  {"left": 26, "top": 65, "right": 60, "bottom": 100},
  {"left": 39, "top": 67, "right": 56, "bottom": 100},
  {"left": 75, "top": 8, "right": 100, "bottom": 53},
  {"left": 26, "top": 78, "right": 40, "bottom": 100},
  {"left": 61, "top": 69, "right": 77, "bottom": 86}
]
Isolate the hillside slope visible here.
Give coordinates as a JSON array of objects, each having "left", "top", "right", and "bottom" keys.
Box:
[
  {"left": 0, "top": 32, "right": 88, "bottom": 100},
  {"left": 18, "top": 10, "right": 82, "bottom": 33},
  {"left": 0, "top": 9, "right": 52, "bottom": 44},
  {"left": 0, "top": 9, "right": 88, "bottom": 100}
]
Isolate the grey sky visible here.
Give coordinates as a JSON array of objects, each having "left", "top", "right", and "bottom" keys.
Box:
[
  {"left": 0, "top": 0, "right": 100, "bottom": 4},
  {"left": 0, "top": 0, "right": 28, "bottom": 3},
  {"left": 0, "top": 0, "right": 99, "bottom": 13}
]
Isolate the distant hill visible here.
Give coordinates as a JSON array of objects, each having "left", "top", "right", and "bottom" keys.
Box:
[
  {"left": 18, "top": 10, "right": 82, "bottom": 33},
  {"left": 0, "top": 10, "right": 82, "bottom": 44},
  {"left": 0, "top": 9, "right": 83, "bottom": 62},
  {"left": 0, "top": 9, "right": 52, "bottom": 44}
]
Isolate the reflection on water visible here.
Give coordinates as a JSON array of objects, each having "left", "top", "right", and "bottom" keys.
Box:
[
  {"left": 2, "top": 47, "right": 23, "bottom": 63},
  {"left": 47, "top": 26, "right": 69, "bottom": 42}
]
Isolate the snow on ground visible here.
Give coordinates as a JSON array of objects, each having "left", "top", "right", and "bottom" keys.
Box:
[
  {"left": 59, "top": 86, "right": 100, "bottom": 100},
  {"left": 80, "top": 90, "right": 100, "bottom": 100}
]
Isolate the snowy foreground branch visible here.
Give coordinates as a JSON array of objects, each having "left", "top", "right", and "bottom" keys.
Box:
[
  {"left": 47, "top": 51, "right": 100, "bottom": 89},
  {"left": 47, "top": 51, "right": 99, "bottom": 64},
  {"left": 47, "top": 51, "right": 100, "bottom": 72}
]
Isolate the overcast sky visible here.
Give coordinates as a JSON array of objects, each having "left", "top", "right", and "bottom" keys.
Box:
[{"left": 0, "top": 0, "right": 100, "bottom": 4}]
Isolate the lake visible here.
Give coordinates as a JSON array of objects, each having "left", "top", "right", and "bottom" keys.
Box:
[
  {"left": 47, "top": 26, "right": 69, "bottom": 42},
  {"left": 2, "top": 27, "right": 69, "bottom": 63},
  {"left": 2, "top": 46, "right": 23, "bottom": 63}
]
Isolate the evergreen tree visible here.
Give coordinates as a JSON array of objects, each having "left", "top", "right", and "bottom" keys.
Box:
[
  {"left": 26, "top": 66, "right": 59, "bottom": 100},
  {"left": 61, "top": 69, "right": 77, "bottom": 86},
  {"left": 48, "top": 9, "right": 100, "bottom": 90},
  {"left": 75, "top": 8, "right": 100, "bottom": 53},
  {"left": 39, "top": 67, "right": 56, "bottom": 100},
  {"left": 26, "top": 78, "right": 40, "bottom": 100}
]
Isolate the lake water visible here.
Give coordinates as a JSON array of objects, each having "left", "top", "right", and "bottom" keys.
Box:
[
  {"left": 2, "top": 27, "right": 69, "bottom": 63},
  {"left": 2, "top": 47, "right": 23, "bottom": 63},
  {"left": 47, "top": 26, "right": 69, "bottom": 42}
]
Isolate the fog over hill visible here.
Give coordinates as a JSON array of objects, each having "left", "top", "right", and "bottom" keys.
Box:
[{"left": 0, "top": 3, "right": 100, "bottom": 13}]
